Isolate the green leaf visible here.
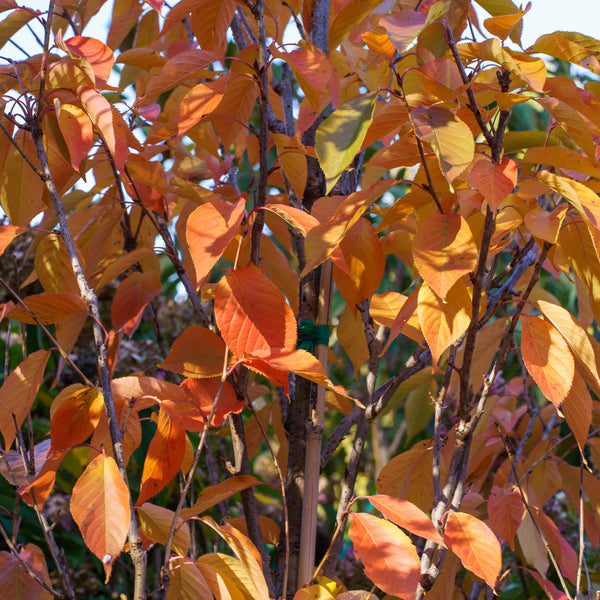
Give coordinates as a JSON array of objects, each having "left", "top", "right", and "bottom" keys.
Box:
[{"left": 316, "top": 94, "right": 376, "bottom": 194}]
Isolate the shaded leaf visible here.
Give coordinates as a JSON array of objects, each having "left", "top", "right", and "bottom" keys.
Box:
[
  {"left": 70, "top": 452, "right": 130, "bottom": 581},
  {"left": 413, "top": 213, "right": 478, "bottom": 300},
  {"left": 0, "top": 544, "right": 52, "bottom": 600},
  {"left": 7, "top": 292, "right": 88, "bottom": 325},
  {"left": 138, "top": 503, "right": 190, "bottom": 555},
  {"left": 18, "top": 450, "right": 69, "bottom": 510},
  {"left": 487, "top": 485, "right": 525, "bottom": 550},
  {"left": 167, "top": 556, "right": 214, "bottom": 600},
  {"left": 443, "top": 511, "right": 501, "bottom": 589},
  {"left": 159, "top": 326, "right": 227, "bottom": 378},
  {"left": 349, "top": 513, "right": 420, "bottom": 599},
  {"left": 0, "top": 350, "right": 50, "bottom": 450},
  {"left": 562, "top": 371, "right": 592, "bottom": 450},
  {"left": 55, "top": 102, "right": 94, "bottom": 171}
]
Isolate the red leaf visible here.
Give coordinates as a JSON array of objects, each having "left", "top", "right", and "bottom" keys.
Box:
[
  {"left": 70, "top": 452, "right": 130, "bottom": 581},
  {"left": 214, "top": 268, "right": 297, "bottom": 357},
  {"left": 111, "top": 271, "right": 162, "bottom": 338},
  {"left": 56, "top": 102, "right": 94, "bottom": 171},
  {"left": 178, "top": 76, "right": 227, "bottom": 138},
  {"left": 178, "top": 378, "right": 242, "bottom": 429},
  {"left": 487, "top": 485, "right": 525, "bottom": 550},
  {"left": 443, "top": 511, "right": 501, "bottom": 589},
  {"left": 137, "top": 403, "right": 187, "bottom": 505},
  {"left": 471, "top": 157, "right": 518, "bottom": 211},
  {"left": 62, "top": 35, "right": 114, "bottom": 90},
  {"left": 349, "top": 512, "right": 420, "bottom": 599},
  {"left": 368, "top": 494, "right": 445, "bottom": 546}
]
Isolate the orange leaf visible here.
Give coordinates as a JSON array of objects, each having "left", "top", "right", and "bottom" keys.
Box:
[
  {"left": 349, "top": 512, "right": 420, "bottom": 599},
  {"left": 520, "top": 315, "right": 575, "bottom": 408},
  {"left": 443, "top": 511, "right": 501, "bottom": 589},
  {"left": 263, "top": 202, "right": 319, "bottom": 237},
  {"left": 186, "top": 198, "right": 245, "bottom": 287},
  {"left": 19, "top": 449, "right": 69, "bottom": 510},
  {"left": 180, "top": 475, "right": 262, "bottom": 519},
  {"left": 368, "top": 494, "right": 445, "bottom": 546},
  {"left": 159, "top": 326, "right": 227, "bottom": 378},
  {"left": 111, "top": 271, "right": 162, "bottom": 338},
  {"left": 178, "top": 378, "right": 242, "bottom": 430},
  {"left": 50, "top": 387, "right": 104, "bottom": 453},
  {"left": 137, "top": 403, "right": 187, "bottom": 505},
  {"left": 487, "top": 485, "right": 525, "bottom": 551},
  {"left": 0, "top": 350, "right": 50, "bottom": 450},
  {"left": 332, "top": 218, "right": 385, "bottom": 310},
  {"left": 7, "top": 292, "right": 89, "bottom": 324},
  {"left": 62, "top": 35, "right": 114, "bottom": 90},
  {"left": 471, "top": 157, "right": 518, "bottom": 211},
  {"left": 214, "top": 268, "right": 297, "bottom": 357},
  {"left": 0, "top": 225, "right": 24, "bottom": 256},
  {"left": 418, "top": 281, "right": 471, "bottom": 366},
  {"left": 380, "top": 287, "right": 421, "bottom": 355},
  {"left": 413, "top": 213, "right": 478, "bottom": 300},
  {"left": 178, "top": 76, "right": 227, "bottom": 138},
  {"left": 70, "top": 452, "right": 130, "bottom": 581},
  {"left": 167, "top": 556, "right": 214, "bottom": 600}
]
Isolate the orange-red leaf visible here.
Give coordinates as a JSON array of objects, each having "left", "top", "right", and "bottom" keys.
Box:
[
  {"left": 562, "top": 371, "right": 592, "bottom": 450},
  {"left": 214, "top": 268, "right": 297, "bottom": 357},
  {"left": 413, "top": 213, "right": 478, "bottom": 300},
  {"left": 50, "top": 387, "right": 104, "bottom": 452},
  {"left": 111, "top": 271, "right": 162, "bottom": 338},
  {"left": 178, "top": 76, "right": 227, "bottom": 138},
  {"left": 520, "top": 315, "right": 575, "bottom": 408},
  {"left": 0, "top": 350, "right": 50, "bottom": 449},
  {"left": 349, "top": 512, "right": 420, "bottom": 599},
  {"left": 62, "top": 35, "right": 114, "bottom": 90},
  {"left": 443, "top": 511, "right": 501, "bottom": 589},
  {"left": 55, "top": 102, "right": 94, "bottom": 171},
  {"left": 488, "top": 485, "right": 525, "bottom": 550},
  {"left": 19, "top": 449, "right": 69, "bottom": 510},
  {"left": 159, "top": 326, "right": 227, "bottom": 378},
  {"left": 0, "top": 544, "right": 52, "bottom": 600},
  {"left": 178, "top": 378, "right": 241, "bottom": 430},
  {"left": 186, "top": 199, "right": 245, "bottom": 286},
  {"left": 137, "top": 403, "right": 187, "bottom": 505},
  {"left": 471, "top": 157, "right": 518, "bottom": 211},
  {"left": 70, "top": 452, "right": 130, "bottom": 581},
  {"left": 368, "top": 495, "right": 445, "bottom": 546},
  {"left": 0, "top": 225, "right": 24, "bottom": 256}
]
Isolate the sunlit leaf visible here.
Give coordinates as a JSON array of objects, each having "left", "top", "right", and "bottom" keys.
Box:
[
  {"left": 167, "top": 556, "right": 215, "bottom": 600},
  {"left": 532, "top": 31, "right": 600, "bottom": 76},
  {"left": 562, "top": 371, "right": 592, "bottom": 451},
  {"left": 197, "top": 553, "right": 260, "bottom": 599},
  {"left": 55, "top": 102, "right": 94, "bottom": 171},
  {"left": 137, "top": 402, "right": 187, "bottom": 505},
  {"left": 470, "top": 157, "right": 518, "bottom": 211},
  {"left": 178, "top": 77, "right": 227, "bottom": 138},
  {"left": 316, "top": 94, "right": 376, "bottom": 193},
  {"left": 186, "top": 198, "right": 245, "bottom": 287},
  {"left": 443, "top": 511, "right": 501, "bottom": 589},
  {"left": 70, "top": 452, "right": 130, "bottom": 581},
  {"left": 367, "top": 495, "right": 445, "bottom": 545},
  {"left": 50, "top": 387, "right": 104, "bottom": 452},
  {"left": 61, "top": 35, "right": 115, "bottom": 90},
  {"left": 214, "top": 268, "right": 297, "bottom": 357},
  {"left": 520, "top": 315, "right": 575, "bottom": 408},
  {"left": 329, "top": 0, "right": 388, "bottom": 51},
  {"left": 349, "top": 512, "right": 420, "bottom": 599}
]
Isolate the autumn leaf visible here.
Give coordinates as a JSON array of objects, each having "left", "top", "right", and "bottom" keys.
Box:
[
  {"left": 137, "top": 503, "right": 191, "bottom": 555},
  {"left": 411, "top": 105, "right": 474, "bottom": 182},
  {"left": 470, "top": 157, "right": 518, "bottom": 211},
  {"left": 443, "top": 511, "right": 502, "bottom": 589},
  {"left": 50, "top": 387, "right": 104, "bottom": 452},
  {"left": 70, "top": 452, "right": 130, "bottom": 581},
  {"left": 349, "top": 512, "right": 420, "bottom": 599},
  {"left": 520, "top": 315, "right": 575, "bottom": 408},
  {"left": 159, "top": 326, "right": 227, "bottom": 378},
  {"left": 412, "top": 213, "right": 478, "bottom": 300},
  {"left": 7, "top": 292, "right": 88, "bottom": 325},
  {"left": 0, "top": 544, "right": 52, "bottom": 600},
  {"left": 167, "top": 556, "right": 215, "bottom": 600},
  {"left": 316, "top": 94, "right": 376, "bottom": 193},
  {"left": 178, "top": 76, "right": 227, "bottom": 138},
  {"left": 214, "top": 268, "right": 297, "bottom": 357},
  {"left": 137, "top": 402, "right": 187, "bottom": 505},
  {"left": 0, "top": 350, "right": 50, "bottom": 450},
  {"left": 487, "top": 485, "right": 525, "bottom": 550},
  {"left": 367, "top": 494, "right": 445, "bottom": 546}
]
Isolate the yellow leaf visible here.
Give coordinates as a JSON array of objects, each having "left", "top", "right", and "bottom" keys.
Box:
[{"left": 137, "top": 503, "right": 191, "bottom": 555}]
